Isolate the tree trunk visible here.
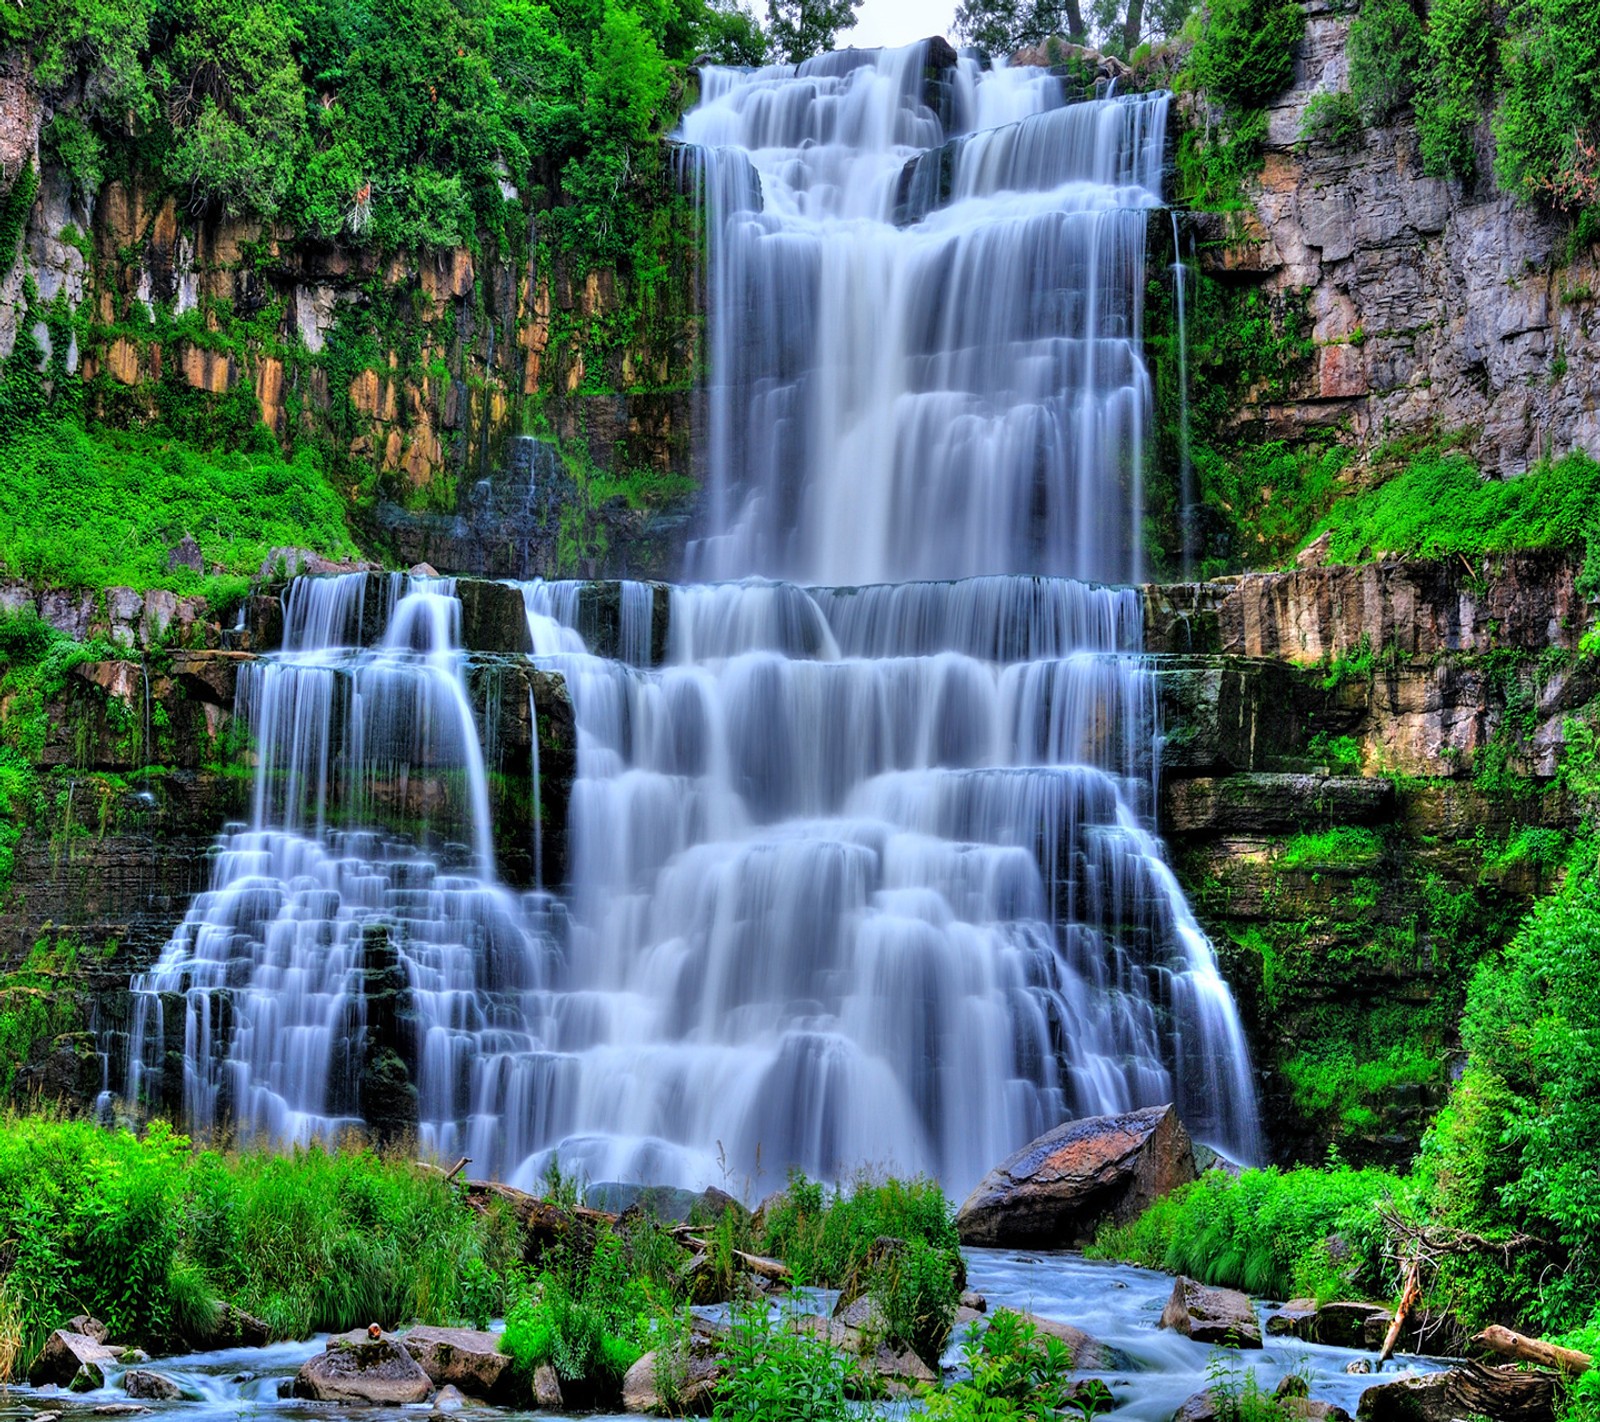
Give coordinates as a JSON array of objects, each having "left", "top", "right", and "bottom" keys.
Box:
[
  {"left": 1473, "top": 1325, "right": 1594, "bottom": 1378},
  {"left": 1064, "top": 0, "right": 1087, "bottom": 42},
  {"left": 1121, "top": 0, "right": 1144, "bottom": 52}
]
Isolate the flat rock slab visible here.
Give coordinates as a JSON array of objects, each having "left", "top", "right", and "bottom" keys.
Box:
[
  {"left": 29, "top": 1329, "right": 121, "bottom": 1388},
  {"left": 956, "top": 1104, "right": 1196, "bottom": 1247},
  {"left": 292, "top": 1336, "right": 432, "bottom": 1404},
  {"left": 1160, "top": 1277, "right": 1262, "bottom": 1348},
  {"left": 402, "top": 1326, "right": 513, "bottom": 1400}
]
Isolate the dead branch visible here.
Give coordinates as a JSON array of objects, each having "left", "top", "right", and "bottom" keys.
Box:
[{"left": 1472, "top": 1324, "right": 1594, "bottom": 1378}]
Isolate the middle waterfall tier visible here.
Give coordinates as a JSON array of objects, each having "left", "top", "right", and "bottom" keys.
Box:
[{"left": 121, "top": 572, "right": 1258, "bottom": 1194}]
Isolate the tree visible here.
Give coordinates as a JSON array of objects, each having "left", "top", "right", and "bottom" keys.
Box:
[
  {"left": 952, "top": 0, "right": 1086, "bottom": 53},
  {"left": 764, "top": 0, "right": 861, "bottom": 63}
]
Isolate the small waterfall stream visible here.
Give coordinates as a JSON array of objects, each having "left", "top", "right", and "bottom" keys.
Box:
[{"left": 120, "top": 41, "right": 1261, "bottom": 1195}]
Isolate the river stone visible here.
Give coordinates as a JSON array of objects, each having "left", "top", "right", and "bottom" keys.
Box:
[
  {"left": 956, "top": 1104, "right": 1197, "bottom": 1247},
  {"left": 1314, "top": 1301, "right": 1392, "bottom": 1348},
  {"left": 291, "top": 1335, "right": 432, "bottom": 1404},
  {"left": 29, "top": 1328, "right": 120, "bottom": 1387},
  {"left": 866, "top": 1343, "right": 937, "bottom": 1392},
  {"left": 1159, "top": 1277, "right": 1262, "bottom": 1348},
  {"left": 532, "top": 1364, "right": 564, "bottom": 1408},
  {"left": 431, "top": 1384, "right": 468, "bottom": 1411},
  {"left": 212, "top": 1303, "right": 273, "bottom": 1347},
  {"left": 621, "top": 1334, "right": 723, "bottom": 1415},
  {"left": 68, "top": 1316, "right": 111, "bottom": 1344},
  {"left": 1023, "top": 1314, "right": 1119, "bottom": 1371},
  {"left": 122, "top": 1371, "right": 183, "bottom": 1401},
  {"left": 1267, "top": 1299, "right": 1318, "bottom": 1337},
  {"left": 402, "top": 1325, "right": 513, "bottom": 1400}
]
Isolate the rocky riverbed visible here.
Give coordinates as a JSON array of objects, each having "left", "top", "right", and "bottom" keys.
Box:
[{"left": 4, "top": 1249, "right": 1455, "bottom": 1422}]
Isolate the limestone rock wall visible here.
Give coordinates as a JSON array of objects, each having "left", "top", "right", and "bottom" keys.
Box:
[{"left": 1188, "top": 1, "right": 1600, "bottom": 476}]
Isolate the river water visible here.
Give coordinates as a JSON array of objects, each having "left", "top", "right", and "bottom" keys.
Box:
[{"left": 4, "top": 1251, "right": 1446, "bottom": 1422}]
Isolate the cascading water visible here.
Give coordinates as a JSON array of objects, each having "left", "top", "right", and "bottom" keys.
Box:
[{"left": 121, "top": 41, "right": 1260, "bottom": 1194}]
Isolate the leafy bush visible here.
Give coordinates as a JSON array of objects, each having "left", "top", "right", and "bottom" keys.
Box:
[
  {"left": 1277, "top": 826, "right": 1383, "bottom": 872},
  {"left": 1299, "top": 90, "right": 1363, "bottom": 148},
  {"left": 1087, "top": 1165, "right": 1406, "bottom": 1301},
  {"left": 760, "top": 1172, "right": 961, "bottom": 1360},
  {"left": 1414, "top": 0, "right": 1494, "bottom": 179},
  {"left": 1188, "top": 0, "right": 1305, "bottom": 114},
  {"left": 713, "top": 1299, "right": 862, "bottom": 1422},
  {"left": 1493, "top": 0, "right": 1600, "bottom": 210},
  {"left": 1302, "top": 450, "right": 1600, "bottom": 566},
  {"left": 924, "top": 1308, "right": 1099, "bottom": 1422},
  {"left": 0, "top": 419, "right": 355, "bottom": 593},
  {"left": 1347, "top": 0, "right": 1424, "bottom": 123}
]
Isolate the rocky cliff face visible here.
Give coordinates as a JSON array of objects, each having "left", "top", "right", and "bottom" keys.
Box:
[
  {"left": 1190, "top": 0, "right": 1599, "bottom": 477},
  {"left": 0, "top": 55, "right": 700, "bottom": 579},
  {"left": 1149, "top": 550, "right": 1592, "bottom": 1162}
]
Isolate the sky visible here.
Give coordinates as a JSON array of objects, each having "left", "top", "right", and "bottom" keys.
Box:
[{"left": 840, "top": 0, "right": 958, "bottom": 48}]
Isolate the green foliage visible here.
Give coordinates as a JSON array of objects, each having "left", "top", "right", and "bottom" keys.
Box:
[
  {"left": 1414, "top": 0, "right": 1493, "bottom": 179},
  {"left": 1087, "top": 1164, "right": 1406, "bottom": 1302},
  {"left": 1277, "top": 825, "right": 1383, "bottom": 872},
  {"left": 1346, "top": 0, "right": 1424, "bottom": 124},
  {"left": 1306, "top": 731, "right": 1362, "bottom": 773},
  {"left": 713, "top": 1299, "right": 863, "bottom": 1422},
  {"left": 501, "top": 1226, "right": 650, "bottom": 1392},
  {"left": 1492, "top": 0, "right": 1600, "bottom": 211},
  {"left": 0, "top": 1119, "right": 519, "bottom": 1377},
  {"left": 760, "top": 1172, "right": 961, "bottom": 1364},
  {"left": 1204, "top": 1351, "right": 1307, "bottom": 1422},
  {"left": 1303, "top": 450, "right": 1600, "bottom": 567},
  {"left": 924, "top": 1308, "right": 1103, "bottom": 1422},
  {"left": 1299, "top": 90, "right": 1363, "bottom": 148},
  {"left": 0, "top": 418, "right": 354, "bottom": 593},
  {"left": 1187, "top": 0, "right": 1304, "bottom": 114},
  {"left": 1433, "top": 845, "right": 1600, "bottom": 1331},
  {"left": 764, "top": 0, "right": 862, "bottom": 63}
]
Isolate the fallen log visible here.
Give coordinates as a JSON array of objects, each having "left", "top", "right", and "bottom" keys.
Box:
[
  {"left": 1377, "top": 1257, "right": 1421, "bottom": 1365},
  {"left": 1472, "top": 1325, "right": 1594, "bottom": 1378},
  {"left": 1446, "top": 1361, "right": 1558, "bottom": 1422}
]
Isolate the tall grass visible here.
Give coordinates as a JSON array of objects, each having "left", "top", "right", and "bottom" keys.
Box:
[{"left": 0, "top": 1116, "right": 518, "bottom": 1377}]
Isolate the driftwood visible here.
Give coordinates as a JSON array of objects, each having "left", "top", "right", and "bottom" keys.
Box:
[
  {"left": 1444, "top": 1362, "right": 1558, "bottom": 1422},
  {"left": 1472, "top": 1324, "right": 1594, "bottom": 1378},
  {"left": 1377, "top": 1257, "right": 1421, "bottom": 1365},
  {"left": 416, "top": 1156, "right": 472, "bottom": 1183}
]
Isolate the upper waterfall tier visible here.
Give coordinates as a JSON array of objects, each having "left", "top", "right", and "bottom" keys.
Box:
[{"left": 678, "top": 45, "right": 1168, "bottom": 587}]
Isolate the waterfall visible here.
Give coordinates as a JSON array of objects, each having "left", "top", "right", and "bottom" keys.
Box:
[{"left": 120, "top": 41, "right": 1261, "bottom": 1193}]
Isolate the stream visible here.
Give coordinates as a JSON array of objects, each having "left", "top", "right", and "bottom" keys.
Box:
[{"left": 4, "top": 1251, "right": 1448, "bottom": 1422}]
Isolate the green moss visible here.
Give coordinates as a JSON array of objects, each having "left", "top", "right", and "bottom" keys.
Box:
[{"left": 1278, "top": 826, "right": 1384, "bottom": 872}]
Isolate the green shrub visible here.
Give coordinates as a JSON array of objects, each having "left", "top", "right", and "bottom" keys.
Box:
[
  {"left": 1347, "top": 0, "right": 1425, "bottom": 123},
  {"left": 1414, "top": 0, "right": 1494, "bottom": 179},
  {"left": 1277, "top": 826, "right": 1383, "bottom": 872},
  {"left": 1299, "top": 90, "right": 1364, "bottom": 148},
  {"left": 712, "top": 1299, "right": 862, "bottom": 1422},
  {"left": 1188, "top": 0, "right": 1306, "bottom": 113},
  {"left": 1087, "top": 1165, "right": 1406, "bottom": 1301},
  {"left": 1492, "top": 0, "right": 1600, "bottom": 210},
  {"left": 924, "top": 1308, "right": 1101, "bottom": 1422},
  {"left": 1302, "top": 449, "right": 1600, "bottom": 566}
]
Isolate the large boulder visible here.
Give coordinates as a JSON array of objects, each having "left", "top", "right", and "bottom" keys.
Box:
[
  {"left": 122, "top": 1371, "right": 184, "bottom": 1401},
  {"left": 291, "top": 1333, "right": 432, "bottom": 1405},
  {"left": 956, "top": 1105, "right": 1197, "bottom": 1247},
  {"left": 1159, "top": 1277, "right": 1262, "bottom": 1348},
  {"left": 1313, "top": 1301, "right": 1393, "bottom": 1348},
  {"left": 621, "top": 1330, "right": 724, "bottom": 1415},
  {"left": 402, "top": 1326, "right": 513, "bottom": 1401},
  {"left": 1022, "top": 1315, "right": 1119, "bottom": 1371},
  {"left": 28, "top": 1328, "right": 120, "bottom": 1388}
]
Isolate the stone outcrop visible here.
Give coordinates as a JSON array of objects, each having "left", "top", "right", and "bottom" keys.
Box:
[
  {"left": 402, "top": 1326, "right": 514, "bottom": 1401},
  {"left": 955, "top": 1104, "right": 1196, "bottom": 1247},
  {"left": 1190, "top": 0, "right": 1600, "bottom": 478},
  {"left": 1159, "top": 1277, "right": 1263, "bottom": 1348},
  {"left": 28, "top": 1327, "right": 120, "bottom": 1389},
  {"left": 292, "top": 1332, "right": 433, "bottom": 1405}
]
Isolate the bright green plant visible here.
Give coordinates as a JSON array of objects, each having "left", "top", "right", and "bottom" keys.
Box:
[
  {"left": 924, "top": 1308, "right": 1105, "bottom": 1422},
  {"left": 713, "top": 1299, "right": 863, "bottom": 1422},
  {"left": 1346, "top": 0, "right": 1424, "bottom": 123},
  {"left": 1414, "top": 0, "right": 1494, "bottom": 179},
  {"left": 1299, "top": 90, "right": 1363, "bottom": 148},
  {"left": 1187, "top": 0, "right": 1305, "bottom": 114}
]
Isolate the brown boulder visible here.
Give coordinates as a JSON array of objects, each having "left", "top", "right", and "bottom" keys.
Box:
[
  {"left": 956, "top": 1105, "right": 1196, "bottom": 1247},
  {"left": 28, "top": 1328, "right": 120, "bottom": 1388},
  {"left": 1022, "top": 1314, "right": 1118, "bottom": 1371},
  {"left": 532, "top": 1363, "right": 564, "bottom": 1408},
  {"left": 291, "top": 1334, "right": 432, "bottom": 1404},
  {"left": 122, "top": 1371, "right": 184, "bottom": 1401},
  {"left": 402, "top": 1326, "right": 514, "bottom": 1401},
  {"left": 621, "top": 1330, "right": 723, "bottom": 1415},
  {"left": 1159, "top": 1277, "right": 1262, "bottom": 1348},
  {"left": 1314, "top": 1301, "right": 1392, "bottom": 1349}
]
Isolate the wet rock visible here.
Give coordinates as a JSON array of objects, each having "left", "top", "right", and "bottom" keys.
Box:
[
  {"left": 68, "top": 1316, "right": 111, "bottom": 1343},
  {"left": 621, "top": 1329, "right": 723, "bottom": 1415},
  {"left": 1356, "top": 1363, "right": 1555, "bottom": 1422},
  {"left": 291, "top": 1334, "right": 432, "bottom": 1404},
  {"left": 532, "top": 1364, "right": 563, "bottom": 1408},
  {"left": 118, "top": 1350, "right": 150, "bottom": 1366},
  {"left": 866, "top": 1343, "right": 937, "bottom": 1391},
  {"left": 431, "top": 1384, "right": 468, "bottom": 1411},
  {"left": 1267, "top": 1298, "right": 1317, "bottom": 1336},
  {"left": 28, "top": 1328, "right": 120, "bottom": 1388},
  {"left": 168, "top": 535, "right": 204, "bottom": 574},
  {"left": 960, "top": 1291, "right": 987, "bottom": 1312},
  {"left": 211, "top": 1303, "right": 274, "bottom": 1348},
  {"left": 956, "top": 1104, "right": 1197, "bottom": 1247},
  {"left": 90, "top": 1406, "right": 151, "bottom": 1415},
  {"left": 1159, "top": 1277, "right": 1262, "bottom": 1348},
  {"left": 1021, "top": 1314, "right": 1119, "bottom": 1371},
  {"left": 402, "top": 1326, "right": 513, "bottom": 1401},
  {"left": 1173, "top": 1389, "right": 1224, "bottom": 1422},
  {"left": 122, "top": 1371, "right": 183, "bottom": 1401},
  {"left": 457, "top": 579, "right": 534, "bottom": 654},
  {"left": 1313, "top": 1301, "right": 1392, "bottom": 1348}
]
